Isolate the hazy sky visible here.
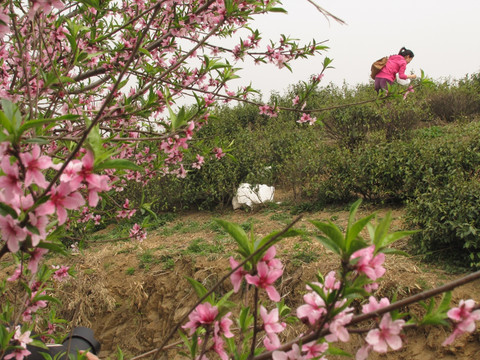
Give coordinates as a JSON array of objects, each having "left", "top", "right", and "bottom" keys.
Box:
[{"left": 229, "top": 0, "right": 480, "bottom": 98}]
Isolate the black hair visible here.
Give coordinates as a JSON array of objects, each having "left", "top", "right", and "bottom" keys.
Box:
[{"left": 398, "top": 47, "right": 414, "bottom": 58}]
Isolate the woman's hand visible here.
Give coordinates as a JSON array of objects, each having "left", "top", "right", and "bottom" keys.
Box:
[{"left": 408, "top": 74, "right": 417, "bottom": 79}]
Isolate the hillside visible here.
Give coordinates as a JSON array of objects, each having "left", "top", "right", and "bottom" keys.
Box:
[{"left": 3, "top": 191, "right": 479, "bottom": 360}]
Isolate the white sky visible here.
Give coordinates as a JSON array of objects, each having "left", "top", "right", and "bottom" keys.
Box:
[{"left": 228, "top": 0, "right": 480, "bottom": 98}]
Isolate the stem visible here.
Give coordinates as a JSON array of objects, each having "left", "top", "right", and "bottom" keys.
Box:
[{"left": 249, "top": 286, "right": 259, "bottom": 360}]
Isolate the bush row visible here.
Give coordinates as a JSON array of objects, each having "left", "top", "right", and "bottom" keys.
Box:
[{"left": 113, "top": 73, "right": 480, "bottom": 267}]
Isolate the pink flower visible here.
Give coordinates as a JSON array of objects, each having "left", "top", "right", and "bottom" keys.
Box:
[
  {"left": 302, "top": 341, "right": 328, "bottom": 359},
  {"left": 272, "top": 343, "right": 304, "bottom": 360},
  {"left": 0, "top": 214, "right": 28, "bottom": 252},
  {"left": 356, "top": 344, "right": 373, "bottom": 360},
  {"left": 28, "top": 248, "right": 49, "bottom": 273},
  {"left": 192, "top": 154, "right": 204, "bottom": 169},
  {"left": 4, "top": 348, "right": 31, "bottom": 360},
  {"left": 442, "top": 299, "right": 480, "bottom": 345},
  {"left": 403, "top": 85, "right": 415, "bottom": 100},
  {"left": 261, "top": 246, "right": 282, "bottom": 270},
  {"left": 297, "top": 292, "right": 326, "bottom": 325},
  {"left": 292, "top": 95, "right": 300, "bottom": 105},
  {"left": 129, "top": 223, "right": 147, "bottom": 241},
  {"left": 365, "top": 313, "right": 405, "bottom": 353},
  {"left": 350, "top": 245, "right": 386, "bottom": 281},
  {"left": 7, "top": 266, "right": 22, "bottom": 282},
  {"left": 217, "top": 312, "right": 234, "bottom": 338},
  {"left": 27, "top": 212, "right": 48, "bottom": 247},
  {"left": 0, "top": 157, "right": 22, "bottom": 202},
  {"left": 0, "top": 13, "right": 10, "bottom": 36},
  {"left": 212, "top": 331, "right": 228, "bottom": 360},
  {"left": 52, "top": 265, "right": 70, "bottom": 281},
  {"left": 19, "top": 145, "right": 53, "bottom": 188},
  {"left": 312, "top": 73, "right": 324, "bottom": 82},
  {"left": 362, "top": 296, "right": 390, "bottom": 314},
  {"left": 259, "top": 104, "right": 278, "bottom": 118},
  {"left": 297, "top": 113, "right": 316, "bottom": 125},
  {"left": 260, "top": 306, "right": 286, "bottom": 334},
  {"left": 79, "top": 151, "right": 110, "bottom": 206},
  {"left": 324, "top": 271, "right": 341, "bottom": 291},
  {"left": 325, "top": 307, "right": 354, "bottom": 342},
  {"left": 213, "top": 147, "right": 225, "bottom": 159},
  {"left": 182, "top": 302, "right": 218, "bottom": 335},
  {"left": 12, "top": 326, "right": 33, "bottom": 348},
  {"left": 229, "top": 257, "right": 248, "bottom": 292},
  {"left": 264, "top": 333, "right": 282, "bottom": 351},
  {"left": 36, "top": 183, "right": 85, "bottom": 225},
  {"left": 245, "top": 261, "right": 283, "bottom": 302},
  {"left": 30, "top": 0, "right": 65, "bottom": 16}
]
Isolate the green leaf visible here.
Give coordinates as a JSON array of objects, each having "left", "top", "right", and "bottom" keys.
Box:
[
  {"left": 372, "top": 212, "right": 392, "bottom": 248},
  {"left": 346, "top": 213, "right": 375, "bottom": 253},
  {"left": 326, "top": 345, "right": 352, "bottom": 357},
  {"left": 0, "top": 203, "right": 18, "bottom": 218},
  {"left": 314, "top": 235, "right": 341, "bottom": 256},
  {"left": 216, "top": 290, "right": 234, "bottom": 310},
  {"left": 26, "top": 224, "right": 40, "bottom": 235},
  {"left": 306, "top": 281, "right": 327, "bottom": 303},
  {"left": 33, "top": 295, "right": 60, "bottom": 304},
  {"left": 94, "top": 159, "right": 142, "bottom": 171},
  {"left": 0, "top": 109, "right": 14, "bottom": 134},
  {"left": 37, "top": 241, "right": 67, "bottom": 256},
  {"left": 310, "top": 220, "right": 345, "bottom": 252},
  {"left": 254, "top": 229, "right": 302, "bottom": 261},
  {"left": 29, "top": 339, "right": 49, "bottom": 350},
  {"left": 1, "top": 99, "right": 21, "bottom": 132},
  {"left": 214, "top": 219, "right": 251, "bottom": 257},
  {"left": 267, "top": 7, "right": 287, "bottom": 13},
  {"left": 186, "top": 277, "right": 211, "bottom": 302},
  {"left": 380, "top": 230, "right": 419, "bottom": 249},
  {"left": 115, "top": 346, "right": 124, "bottom": 360}
]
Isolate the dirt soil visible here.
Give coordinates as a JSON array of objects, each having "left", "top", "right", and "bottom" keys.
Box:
[{"left": 2, "top": 190, "right": 480, "bottom": 360}]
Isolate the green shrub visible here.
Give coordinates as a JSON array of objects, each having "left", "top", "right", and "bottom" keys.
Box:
[
  {"left": 322, "top": 104, "right": 382, "bottom": 149},
  {"left": 406, "top": 176, "right": 480, "bottom": 269},
  {"left": 427, "top": 84, "right": 480, "bottom": 122}
]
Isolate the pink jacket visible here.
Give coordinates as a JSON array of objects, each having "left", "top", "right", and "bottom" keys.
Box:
[{"left": 376, "top": 54, "right": 408, "bottom": 82}]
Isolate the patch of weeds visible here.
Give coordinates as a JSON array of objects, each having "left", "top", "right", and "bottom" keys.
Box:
[
  {"left": 290, "top": 201, "right": 324, "bottom": 215},
  {"left": 117, "top": 246, "right": 138, "bottom": 254},
  {"left": 163, "top": 220, "right": 203, "bottom": 236},
  {"left": 160, "top": 255, "right": 175, "bottom": 270},
  {"left": 269, "top": 212, "right": 292, "bottom": 224},
  {"left": 185, "top": 238, "right": 225, "bottom": 255},
  {"left": 126, "top": 267, "right": 135, "bottom": 275},
  {"left": 138, "top": 249, "right": 160, "bottom": 270},
  {"left": 418, "top": 126, "right": 445, "bottom": 139},
  {"left": 260, "top": 202, "right": 281, "bottom": 214},
  {"left": 240, "top": 217, "right": 260, "bottom": 232},
  {"left": 415, "top": 277, "right": 430, "bottom": 290},
  {"left": 291, "top": 241, "right": 320, "bottom": 266},
  {"left": 208, "top": 220, "right": 226, "bottom": 234},
  {"left": 103, "top": 263, "right": 113, "bottom": 271}
]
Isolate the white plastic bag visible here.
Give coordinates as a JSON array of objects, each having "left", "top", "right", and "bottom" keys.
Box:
[
  {"left": 232, "top": 183, "right": 275, "bottom": 210},
  {"left": 396, "top": 73, "right": 411, "bottom": 86}
]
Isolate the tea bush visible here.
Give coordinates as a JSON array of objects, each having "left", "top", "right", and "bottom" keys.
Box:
[
  {"left": 426, "top": 81, "right": 480, "bottom": 122},
  {"left": 406, "top": 175, "right": 480, "bottom": 269}
]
